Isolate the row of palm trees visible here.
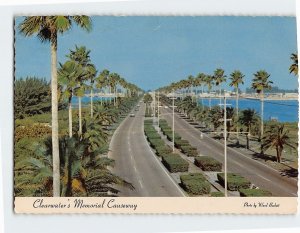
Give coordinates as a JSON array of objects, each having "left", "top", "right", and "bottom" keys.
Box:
[
  {"left": 160, "top": 94, "right": 295, "bottom": 163},
  {"left": 158, "top": 68, "right": 273, "bottom": 142},
  {"left": 58, "top": 45, "right": 141, "bottom": 138}
]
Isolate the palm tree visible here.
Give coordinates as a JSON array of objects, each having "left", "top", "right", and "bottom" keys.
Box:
[
  {"left": 262, "top": 124, "right": 295, "bottom": 163},
  {"left": 19, "top": 16, "right": 92, "bottom": 197},
  {"left": 229, "top": 70, "right": 245, "bottom": 144},
  {"left": 239, "top": 109, "right": 259, "bottom": 149},
  {"left": 187, "top": 75, "right": 195, "bottom": 101},
  {"left": 86, "top": 64, "right": 97, "bottom": 118},
  {"left": 204, "top": 75, "right": 214, "bottom": 110},
  {"left": 68, "top": 45, "right": 92, "bottom": 135},
  {"left": 289, "top": 53, "right": 298, "bottom": 76},
  {"left": 196, "top": 73, "right": 206, "bottom": 108},
  {"left": 252, "top": 70, "right": 273, "bottom": 140},
  {"left": 213, "top": 68, "right": 227, "bottom": 104},
  {"left": 58, "top": 60, "right": 86, "bottom": 138},
  {"left": 96, "top": 69, "right": 110, "bottom": 105},
  {"left": 108, "top": 73, "right": 120, "bottom": 106}
]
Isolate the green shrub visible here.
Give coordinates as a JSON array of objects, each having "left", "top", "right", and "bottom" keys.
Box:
[
  {"left": 148, "top": 138, "right": 165, "bottom": 149},
  {"left": 155, "top": 146, "right": 173, "bottom": 156},
  {"left": 159, "top": 119, "right": 168, "bottom": 125},
  {"left": 174, "top": 139, "right": 190, "bottom": 149},
  {"left": 180, "top": 173, "right": 211, "bottom": 195},
  {"left": 181, "top": 145, "right": 198, "bottom": 157},
  {"left": 144, "top": 119, "right": 153, "bottom": 125},
  {"left": 210, "top": 191, "right": 224, "bottom": 197},
  {"left": 217, "top": 173, "right": 251, "bottom": 191},
  {"left": 161, "top": 153, "right": 189, "bottom": 172},
  {"left": 161, "top": 127, "right": 172, "bottom": 134},
  {"left": 166, "top": 133, "right": 181, "bottom": 141},
  {"left": 194, "top": 156, "right": 222, "bottom": 171},
  {"left": 146, "top": 132, "right": 161, "bottom": 140},
  {"left": 239, "top": 189, "right": 272, "bottom": 197},
  {"left": 144, "top": 125, "right": 156, "bottom": 134}
]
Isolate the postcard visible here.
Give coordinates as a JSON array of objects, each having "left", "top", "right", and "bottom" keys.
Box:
[{"left": 14, "top": 15, "right": 298, "bottom": 214}]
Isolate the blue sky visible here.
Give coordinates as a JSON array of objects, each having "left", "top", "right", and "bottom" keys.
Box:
[{"left": 15, "top": 16, "right": 298, "bottom": 91}]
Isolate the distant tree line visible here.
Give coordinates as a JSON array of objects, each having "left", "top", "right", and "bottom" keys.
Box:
[{"left": 245, "top": 86, "right": 298, "bottom": 94}]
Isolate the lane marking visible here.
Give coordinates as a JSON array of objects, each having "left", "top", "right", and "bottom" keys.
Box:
[
  {"left": 257, "top": 173, "right": 271, "bottom": 182},
  {"left": 138, "top": 180, "right": 144, "bottom": 188}
]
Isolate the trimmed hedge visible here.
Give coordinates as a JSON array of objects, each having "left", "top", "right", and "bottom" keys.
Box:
[
  {"left": 144, "top": 119, "right": 153, "bottom": 125},
  {"left": 181, "top": 145, "right": 198, "bottom": 157},
  {"left": 155, "top": 145, "right": 173, "bottom": 156},
  {"left": 161, "top": 153, "right": 189, "bottom": 173},
  {"left": 161, "top": 127, "right": 172, "bottom": 134},
  {"left": 174, "top": 139, "right": 190, "bottom": 149},
  {"left": 210, "top": 191, "right": 224, "bottom": 197},
  {"left": 194, "top": 156, "right": 222, "bottom": 171},
  {"left": 217, "top": 173, "right": 251, "bottom": 191},
  {"left": 144, "top": 125, "right": 156, "bottom": 132},
  {"left": 148, "top": 138, "right": 165, "bottom": 149},
  {"left": 146, "top": 132, "right": 161, "bottom": 140},
  {"left": 180, "top": 173, "right": 211, "bottom": 195},
  {"left": 166, "top": 133, "right": 181, "bottom": 141},
  {"left": 239, "top": 189, "right": 272, "bottom": 197}
]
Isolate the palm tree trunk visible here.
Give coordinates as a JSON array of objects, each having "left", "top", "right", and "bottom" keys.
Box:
[
  {"left": 114, "top": 86, "right": 116, "bottom": 106},
  {"left": 277, "top": 146, "right": 282, "bottom": 163},
  {"left": 68, "top": 97, "right": 72, "bottom": 138},
  {"left": 246, "top": 126, "right": 250, "bottom": 149},
  {"left": 90, "top": 88, "right": 93, "bottom": 118},
  {"left": 79, "top": 96, "right": 82, "bottom": 135},
  {"left": 261, "top": 91, "right": 264, "bottom": 139},
  {"left": 219, "top": 86, "right": 221, "bottom": 105},
  {"left": 236, "top": 88, "right": 239, "bottom": 144},
  {"left": 109, "top": 86, "right": 112, "bottom": 104},
  {"left": 201, "top": 86, "right": 204, "bottom": 109},
  {"left": 51, "top": 40, "right": 60, "bottom": 197},
  {"left": 191, "top": 85, "right": 193, "bottom": 102}
]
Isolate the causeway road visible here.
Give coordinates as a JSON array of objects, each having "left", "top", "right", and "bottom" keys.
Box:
[
  {"left": 161, "top": 107, "right": 298, "bottom": 197},
  {"left": 109, "top": 103, "right": 184, "bottom": 197}
]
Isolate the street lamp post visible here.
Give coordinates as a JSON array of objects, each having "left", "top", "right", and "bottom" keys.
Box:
[
  {"left": 223, "top": 95, "right": 228, "bottom": 197},
  {"left": 158, "top": 91, "right": 160, "bottom": 126},
  {"left": 172, "top": 90, "right": 175, "bottom": 152},
  {"left": 153, "top": 91, "right": 156, "bottom": 124},
  {"left": 219, "top": 93, "right": 231, "bottom": 197}
]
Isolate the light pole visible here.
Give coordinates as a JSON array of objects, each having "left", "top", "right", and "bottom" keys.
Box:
[
  {"left": 153, "top": 91, "right": 156, "bottom": 124},
  {"left": 158, "top": 91, "right": 160, "bottom": 126},
  {"left": 223, "top": 95, "right": 228, "bottom": 197},
  {"left": 172, "top": 90, "right": 175, "bottom": 152},
  {"left": 219, "top": 93, "right": 231, "bottom": 197}
]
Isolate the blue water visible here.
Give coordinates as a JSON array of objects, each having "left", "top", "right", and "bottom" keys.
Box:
[{"left": 199, "top": 98, "right": 298, "bottom": 122}]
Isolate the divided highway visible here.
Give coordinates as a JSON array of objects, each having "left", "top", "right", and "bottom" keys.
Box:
[
  {"left": 161, "top": 107, "right": 298, "bottom": 197},
  {"left": 109, "top": 102, "right": 184, "bottom": 197}
]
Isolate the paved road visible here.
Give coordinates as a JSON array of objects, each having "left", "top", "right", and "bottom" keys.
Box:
[
  {"left": 109, "top": 103, "right": 185, "bottom": 197},
  {"left": 161, "top": 107, "right": 298, "bottom": 197}
]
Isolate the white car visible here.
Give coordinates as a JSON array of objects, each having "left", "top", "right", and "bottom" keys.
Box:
[
  {"left": 130, "top": 113, "right": 135, "bottom": 117},
  {"left": 164, "top": 106, "right": 168, "bottom": 109}
]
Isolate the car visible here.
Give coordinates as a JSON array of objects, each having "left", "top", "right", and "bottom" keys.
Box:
[
  {"left": 164, "top": 106, "right": 168, "bottom": 109},
  {"left": 137, "top": 104, "right": 140, "bottom": 107},
  {"left": 130, "top": 113, "right": 135, "bottom": 117}
]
